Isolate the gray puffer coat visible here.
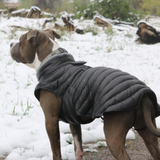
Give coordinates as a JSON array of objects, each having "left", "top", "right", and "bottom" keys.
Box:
[{"left": 35, "top": 52, "right": 159, "bottom": 124}]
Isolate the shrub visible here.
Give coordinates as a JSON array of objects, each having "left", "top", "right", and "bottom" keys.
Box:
[{"left": 90, "top": 0, "right": 138, "bottom": 21}]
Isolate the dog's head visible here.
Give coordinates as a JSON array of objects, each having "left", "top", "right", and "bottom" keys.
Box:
[{"left": 10, "top": 29, "right": 61, "bottom": 69}]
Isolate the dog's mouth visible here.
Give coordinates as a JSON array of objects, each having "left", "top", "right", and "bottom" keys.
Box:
[{"left": 10, "top": 42, "right": 16, "bottom": 48}]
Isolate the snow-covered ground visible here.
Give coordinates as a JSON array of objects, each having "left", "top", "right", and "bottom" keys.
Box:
[{"left": 0, "top": 15, "right": 160, "bottom": 160}]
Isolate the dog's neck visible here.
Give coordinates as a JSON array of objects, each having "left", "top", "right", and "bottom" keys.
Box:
[
  {"left": 26, "top": 39, "right": 60, "bottom": 71},
  {"left": 41, "top": 48, "right": 68, "bottom": 64}
]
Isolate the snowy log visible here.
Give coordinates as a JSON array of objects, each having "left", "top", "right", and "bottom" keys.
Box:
[
  {"left": 75, "top": 26, "right": 84, "bottom": 34},
  {"left": 26, "top": 6, "right": 41, "bottom": 18},
  {"left": 42, "top": 18, "right": 56, "bottom": 28},
  {"left": 61, "top": 14, "right": 75, "bottom": 31},
  {"left": 93, "top": 16, "right": 112, "bottom": 28},
  {"left": 10, "top": 25, "right": 28, "bottom": 30},
  {"left": 93, "top": 15, "right": 135, "bottom": 29},
  {"left": 136, "top": 21, "right": 160, "bottom": 44},
  {"left": 11, "top": 8, "right": 28, "bottom": 17},
  {"left": 0, "top": 9, "right": 7, "bottom": 14},
  {"left": 112, "top": 20, "right": 135, "bottom": 27}
]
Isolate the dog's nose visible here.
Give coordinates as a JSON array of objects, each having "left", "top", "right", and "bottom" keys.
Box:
[{"left": 10, "top": 43, "right": 14, "bottom": 48}]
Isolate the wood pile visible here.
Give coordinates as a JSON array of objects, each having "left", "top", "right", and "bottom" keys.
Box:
[
  {"left": 43, "top": 12, "right": 84, "bottom": 34},
  {"left": 3, "top": 5, "right": 160, "bottom": 44},
  {"left": 11, "top": 6, "right": 54, "bottom": 18}
]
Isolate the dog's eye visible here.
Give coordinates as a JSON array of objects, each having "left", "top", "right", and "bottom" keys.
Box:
[{"left": 29, "top": 37, "right": 34, "bottom": 43}]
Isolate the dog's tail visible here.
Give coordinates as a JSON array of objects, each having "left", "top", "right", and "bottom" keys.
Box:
[{"left": 142, "top": 95, "right": 160, "bottom": 137}]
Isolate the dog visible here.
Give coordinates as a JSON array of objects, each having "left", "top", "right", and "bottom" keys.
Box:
[{"left": 10, "top": 29, "right": 160, "bottom": 160}]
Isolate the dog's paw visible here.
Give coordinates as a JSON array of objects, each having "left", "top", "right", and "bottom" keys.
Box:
[
  {"left": 75, "top": 157, "right": 84, "bottom": 160},
  {"left": 75, "top": 150, "right": 84, "bottom": 160}
]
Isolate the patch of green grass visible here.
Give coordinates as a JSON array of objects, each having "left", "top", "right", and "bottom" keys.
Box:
[
  {"left": 25, "top": 75, "right": 34, "bottom": 88},
  {"left": 15, "top": 148, "right": 26, "bottom": 156},
  {"left": 21, "top": 99, "right": 33, "bottom": 119},
  {"left": 105, "top": 27, "right": 114, "bottom": 36},
  {"left": 125, "top": 33, "right": 133, "bottom": 38},
  {"left": 84, "top": 25, "right": 99, "bottom": 36},
  {"left": 8, "top": 28, "right": 18, "bottom": 40},
  {"left": 118, "top": 44, "right": 125, "bottom": 50},
  {"left": 97, "top": 141, "right": 106, "bottom": 148},
  {"left": 12, "top": 106, "right": 17, "bottom": 116}
]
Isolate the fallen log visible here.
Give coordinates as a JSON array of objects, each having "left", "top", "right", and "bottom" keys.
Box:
[
  {"left": 136, "top": 21, "right": 160, "bottom": 44},
  {"left": 11, "top": 8, "right": 28, "bottom": 17},
  {"left": 61, "top": 14, "right": 75, "bottom": 31},
  {"left": 26, "top": 6, "right": 41, "bottom": 18},
  {"left": 93, "top": 16, "right": 112, "bottom": 28},
  {"left": 42, "top": 19, "right": 53, "bottom": 28},
  {"left": 112, "top": 20, "right": 135, "bottom": 27},
  {"left": 75, "top": 26, "right": 84, "bottom": 34},
  {"left": 0, "top": 9, "right": 7, "bottom": 14},
  {"left": 93, "top": 15, "right": 135, "bottom": 29},
  {"left": 10, "top": 25, "right": 28, "bottom": 30}
]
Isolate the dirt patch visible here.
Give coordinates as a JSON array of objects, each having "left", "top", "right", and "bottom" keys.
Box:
[
  {"left": 84, "top": 130, "right": 156, "bottom": 160},
  {"left": 0, "top": 156, "right": 7, "bottom": 160}
]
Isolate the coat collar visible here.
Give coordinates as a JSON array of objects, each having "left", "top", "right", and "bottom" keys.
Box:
[{"left": 36, "top": 51, "right": 86, "bottom": 81}]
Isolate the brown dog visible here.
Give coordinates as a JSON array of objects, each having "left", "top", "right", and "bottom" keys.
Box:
[{"left": 10, "top": 29, "right": 160, "bottom": 160}]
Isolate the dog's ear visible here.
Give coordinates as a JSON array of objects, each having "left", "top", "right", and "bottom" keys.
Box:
[
  {"left": 45, "top": 29, "right": 61, "bottom": 39},
  {"left": 27, "top": 30, "right": 39, "bottom": 41},
  {"left": 52, "top": 30, "right": 61, "bottom": 39}
]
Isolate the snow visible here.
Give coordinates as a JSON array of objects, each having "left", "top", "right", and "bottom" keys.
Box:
[
  {"left": 3, "top": 0, "right": 19, "bottom": 3},
  {"left": 30, "top": 6, "right": 41, "bottom": 12},
  {"left": 0, "top": 15, "right": 160, "bottom": 160}
]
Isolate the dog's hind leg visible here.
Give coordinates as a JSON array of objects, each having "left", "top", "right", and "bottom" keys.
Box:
[
  {"left": 137, "top": 126, "right": 160, "bottom": 160},
  {"left": 103, "top": 112, "right": 133, "bottom": 160},
  {"left": 134, "top": 95, "right": 160, "bottom": 160},
  {"left": 70, "top": 124, "right": 84, "bottom": 160}
]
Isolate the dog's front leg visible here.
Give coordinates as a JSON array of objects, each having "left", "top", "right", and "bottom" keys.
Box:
[
  {"left": 40, "top": 90, "right": 62, "bottom": 160},
  {"left": 70, "top": 124, "right": 84, "bottom": 160}
]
